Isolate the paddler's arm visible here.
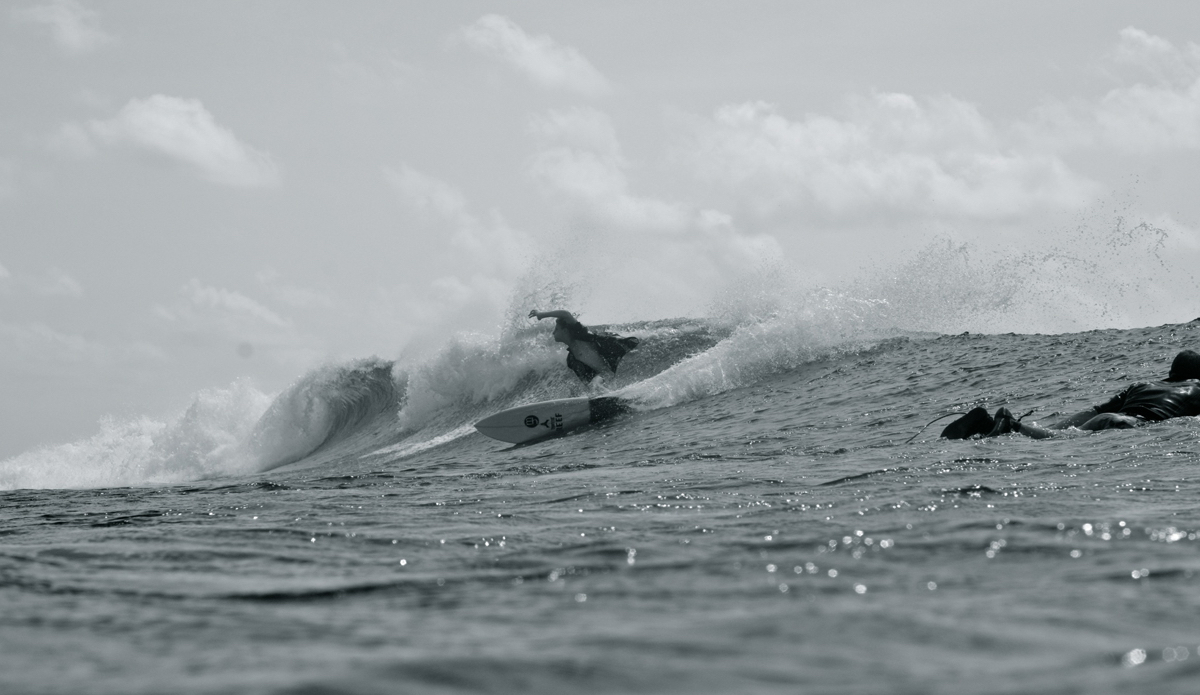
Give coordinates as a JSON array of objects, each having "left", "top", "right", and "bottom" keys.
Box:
[
  {"left": 528, "top": 309, "right": 579, "bottom": 324},
  {"left": 1048, "top": 408, "right": 1104, "bottom": 430}
]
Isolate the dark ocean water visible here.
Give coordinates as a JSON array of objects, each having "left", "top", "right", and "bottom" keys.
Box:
[{"left": 3, "top": 315, "right": 1200, "bottom": 694}]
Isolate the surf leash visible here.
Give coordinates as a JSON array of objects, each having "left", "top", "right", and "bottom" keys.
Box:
[{"left": 905, "top": 413, "right": 964, "bottom": 444}]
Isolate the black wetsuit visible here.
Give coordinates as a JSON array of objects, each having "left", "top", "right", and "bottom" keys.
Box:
[
  {"left": 1093, "top": 380, "right": 1200, "bottom": 422},
  {"left": 564, "top": 323, "right": 640, "bottom": 383}
]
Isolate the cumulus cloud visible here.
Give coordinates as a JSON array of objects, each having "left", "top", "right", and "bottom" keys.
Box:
[
  {"left": 686, "top": 94, "right": 1097, "bottom": 221},
  {"left": 459, "top": 14, "right": 611, "bottom": 97},
  {"left": 379, "top": 164, "right": 537, "bottom": 334},
  {"left": 86, "top": 95, "right": 279, "bottom": 188},
  {"left": 1113, "top": 26, "right": 1200, "bottom": 87},
  {"left": 13, "top": 0, "right": 114, "bottom": 54},
  {"left": 1027, "top": 28, "right": 1200, "bottom": 153},
  {"left": 528, "top": 107, "right": 692, "bottom": 230},
  {"left": 384, "top": 164, "right": 530, "bottom": 278},
  {"left": 521, "top": 107, "right": 783, "bottom": 318}
]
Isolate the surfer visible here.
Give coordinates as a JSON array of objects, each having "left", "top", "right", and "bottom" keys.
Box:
[
  {"left": 528, "top": 309, "right": 640, "bottom": 383},
  {"left": 942, "top": 349, "right": 1200, "bottom": 439}
]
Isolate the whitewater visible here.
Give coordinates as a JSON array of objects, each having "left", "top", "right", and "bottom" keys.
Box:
[{"left": 3, "top": 237, "right": 1200, "bottom": 694}]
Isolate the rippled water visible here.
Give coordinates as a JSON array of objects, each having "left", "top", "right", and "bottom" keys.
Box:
[{"left": 3, "top": 320, "right": 1200, "bottom": 694}]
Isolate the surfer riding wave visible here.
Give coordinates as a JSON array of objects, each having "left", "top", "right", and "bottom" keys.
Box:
[{"left": 528, "top": 309, "right": 640, "bottom": 383}]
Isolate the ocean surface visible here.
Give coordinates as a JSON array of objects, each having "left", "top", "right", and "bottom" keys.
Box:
[{"left": 3, "top": 309, "right": 1200, "bottom": 694}]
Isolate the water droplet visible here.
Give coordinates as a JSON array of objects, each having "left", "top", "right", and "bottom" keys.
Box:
[{"left": 1122, "top": 648, "right": 1146, "bottom": 667}]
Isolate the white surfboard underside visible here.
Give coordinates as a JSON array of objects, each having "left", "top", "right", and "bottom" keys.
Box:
[{"left": 474, "top": 397, "right": 594, "bottom": 444}]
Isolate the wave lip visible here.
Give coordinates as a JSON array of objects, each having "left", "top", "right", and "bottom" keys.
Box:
[{"left": 250, "top": 358, "right": 400, "bottom": 471}]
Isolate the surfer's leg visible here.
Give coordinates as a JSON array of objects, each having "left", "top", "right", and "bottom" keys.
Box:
[
  {"left": 1078, "top": 413, "right": 1141, "bottom": 431},
  {"left": 1049, "top": 409, "right": 1100, "bottom": 430}
]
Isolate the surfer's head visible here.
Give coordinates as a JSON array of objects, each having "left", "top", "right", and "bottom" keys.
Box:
[{"left": 1166, "top": 349, "right": 1200, "bottom": 382}]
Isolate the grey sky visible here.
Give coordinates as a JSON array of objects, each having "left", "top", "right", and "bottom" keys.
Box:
[{"left": 3, "top": 1, "right": 1200, "bottom": 458}]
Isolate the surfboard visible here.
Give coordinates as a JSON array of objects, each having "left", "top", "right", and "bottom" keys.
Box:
[{"left": 474, "top": 396, "right": 629, "bottom": 445}]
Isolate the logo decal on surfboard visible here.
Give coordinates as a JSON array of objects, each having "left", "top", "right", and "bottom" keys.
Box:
[{"left": 523, "top": 413, "right": 564, "bottom": 429}]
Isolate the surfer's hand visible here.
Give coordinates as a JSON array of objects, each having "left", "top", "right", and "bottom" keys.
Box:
[{"left": 528, "top": 309, "right": 540, "bottom": 319}]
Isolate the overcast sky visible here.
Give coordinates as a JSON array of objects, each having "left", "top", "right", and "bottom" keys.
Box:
[{"left": 3, "top": 1, "right": 1200, "bottom": 457}]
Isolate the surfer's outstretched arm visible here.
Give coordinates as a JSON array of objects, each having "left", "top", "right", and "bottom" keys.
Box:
[{"left": 529, "top": 309, "right": 579, "bottom": 324}]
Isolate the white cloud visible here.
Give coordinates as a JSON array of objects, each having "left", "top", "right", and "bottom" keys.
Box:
[
  {"left": 30, "top": 267, "right": 84, "bottom": 298},
  {"left": 13, "top": 0, "right": 114, "bottom": 54},
  {"left": 172, "top": 279, "right": 290, "bottom": 329},
  {"left": 459, "top": 14, "right": 610, "bottom": 97},
  {"left": 521, "top": 107, "right": 783, "bottom": 319},
  {"left": 87, "top": 95, "right": 280, "bottom": 188},
  {"left": 1113, "top": 26, "right": 1200, "bottom": 87},
  {"left": 686, "top": 95, "right": 1097, "bottom": 221},
  {"left": 152, "top": 280, "right": 327, "bottom": 369},
  {"left": 255, "top": 269, "right": 334, "bottom": 311},
  {"left": 384, "top": 164, "right": 530, "bottom": 278},
  {"left": 1026, "top": 28, "right": 1200, "bottom": 153},
  {"left": 527, "top": 107, "right": 691, "bottom": 231},
  {"left": 326, "top": 41, "right": 416, "bottom": 95},
  {"left": 155, "top": 279, "right": 290, "bottom": 346},
  {"left": 381, "top": 164, "right": 538, "bottom": 335}
]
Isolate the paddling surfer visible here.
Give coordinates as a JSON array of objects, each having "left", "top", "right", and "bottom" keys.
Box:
[
  {"left": 943, "top": 349, "right": 1200, "bottom": 439},
  {"left": 528, "top": 309, "right": 640, "bottom": 383}
]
